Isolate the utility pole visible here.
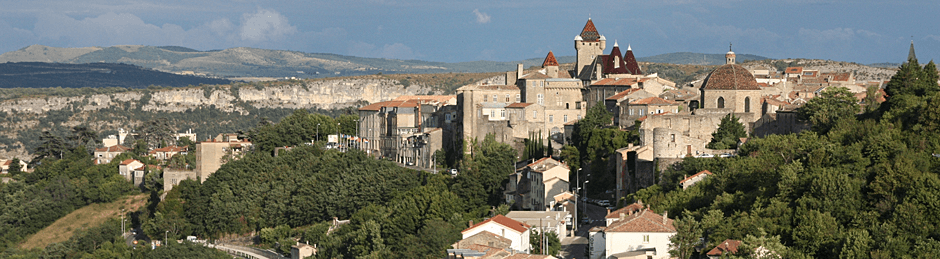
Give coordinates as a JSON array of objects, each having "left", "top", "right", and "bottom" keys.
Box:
[{"left": 316, "top": 123, "right": 320, "bottom": 142}]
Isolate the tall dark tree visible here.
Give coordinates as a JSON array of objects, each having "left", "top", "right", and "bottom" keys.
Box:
[
  {"left": 137, "top": 118, "right": 176, "bottom": 150},
  {"left": 707, "top": 114, "right": 747, "bottom": 149},
  {"left": 33, "top": 131, "right": 69, "bottom": 162}
]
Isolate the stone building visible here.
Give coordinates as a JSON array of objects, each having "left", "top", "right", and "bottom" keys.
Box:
[
  {"left": 698, "top": 47, "right": 762, "bottom": 119},
  {"left": 194, "top": 135, "right": 251, "bottom": 182},
  {"left": 358, "top": 95, "right": 457, "bottom": 167},
  {"left": 505, "top": 157, "right": 570, "bottom": 211}
]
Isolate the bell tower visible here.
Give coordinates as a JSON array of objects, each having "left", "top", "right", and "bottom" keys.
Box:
[
  {"left": 725, "top": 43, "right": 736, "bottom": 65},
  {"left": 575, "top": 18, "right": 605, "bottom": 78}
]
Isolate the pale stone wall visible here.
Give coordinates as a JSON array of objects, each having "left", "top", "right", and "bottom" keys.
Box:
[
  {"left": 605, "top": 231, "right": 676, "bottom": 259},
  {"left": 163, "top": 169, "right": 197, "bottom": 192}
]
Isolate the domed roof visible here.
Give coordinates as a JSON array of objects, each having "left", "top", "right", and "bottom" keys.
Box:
[{"left": 701, "top": 64, "right": 760, "bottom": 90}]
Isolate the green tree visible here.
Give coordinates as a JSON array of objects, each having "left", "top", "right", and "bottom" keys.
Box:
[
  {"left": 707, "top": 113, "right": 747, "bottom": 149},
  {"left": 529, "top": 229, "right": 561, "bottom": 256},
  {"left": 7, "top": 158, "right": 22, "bottom": 175},
  {"left": 34, "top": 131, "right": 69, "bottom": 162},
  {"left": 798, "top": 87, "right": 859, "bottom": 134},
  {"left": 670, "top": 212, "right": 703, "bottom": 259}
]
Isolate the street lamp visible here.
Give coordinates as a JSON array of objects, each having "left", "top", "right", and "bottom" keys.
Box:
[
  {"left": 165, "top": 230, "right": 168, "bottom": 247},
  {"left": 316, "top": 123, "right": 320, "bottom": 142},
  {"left": 575, "top": 168, "right": 581, "bottom": 232}
]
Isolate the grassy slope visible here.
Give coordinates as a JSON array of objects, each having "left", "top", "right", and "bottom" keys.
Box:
[{"left": 18, "top": 194, "right": 148, "bottom": 250}]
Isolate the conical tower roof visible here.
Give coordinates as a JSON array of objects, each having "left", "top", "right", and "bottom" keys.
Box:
[
  {"left": 543, "top": 51, "right": 559, "bottom": 67},
  {"left": 623, "top": 45, "right": 642, "bottom": 75},
  {"left": 908, "top": 40, "right": 917, "bottom": 62},
  {"left": 579, "top": 19, "right": 600, "bottom": 42}
]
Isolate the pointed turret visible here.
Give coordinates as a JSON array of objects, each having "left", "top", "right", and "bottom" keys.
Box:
[
  {"left": 579, "top": 18, "right": 600, "bottom": 42},
  {"left": 575, "top": 18, "right": 606, "bottom": 79},
  {"left": 623, "top": 44, "right": 642, "bottom": 75},
  {"left": 543, "top": 51, "right": 559, "bottom": 78}
]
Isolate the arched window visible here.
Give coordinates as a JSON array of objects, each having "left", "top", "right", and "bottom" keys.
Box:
[
  {"left": 744, "top": 97, "right": 751, "bottom": 113},
  {"left": 717, "top": 97, "right": 725, "bottom": 108}
]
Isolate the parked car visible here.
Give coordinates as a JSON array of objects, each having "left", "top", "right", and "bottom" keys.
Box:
[
  {"left": 597, "top": 200, "right": 610, "bottom": 206},
  {"left": 449, "top": 169, "right": 458, "bottom": 175}
]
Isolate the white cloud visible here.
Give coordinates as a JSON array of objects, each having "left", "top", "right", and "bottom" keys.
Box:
[
  {"left": 347, "top": 41, "right": 420, "bottom": 60},
  {"left": 239, "top": 8, "right": 297, "bottom": 42},
  {"left": 473, "top": 9, "right": 491, "bottom": 24}
]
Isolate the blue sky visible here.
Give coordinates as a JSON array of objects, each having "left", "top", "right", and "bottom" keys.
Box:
[{"left": 0, "top": 0, "right": 937, "bottom": 64}]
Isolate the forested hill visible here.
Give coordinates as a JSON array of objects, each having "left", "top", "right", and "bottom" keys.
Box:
[{"left": 0, "top": 62, "right": 231, "bottom": 88}]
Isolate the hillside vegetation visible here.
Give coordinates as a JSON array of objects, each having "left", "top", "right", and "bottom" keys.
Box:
[{"left": 19, "top": 194, "right": 147, "bottom": 250}]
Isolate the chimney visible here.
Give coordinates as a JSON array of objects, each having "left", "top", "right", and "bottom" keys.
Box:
[
  {"left": 620, "top": 212, "right": 626, "bottom": 220},
  {"left": 469, "top": 220, "right": 474, "bottom": 228},
  {"left": 663, "top": 211, "right": 668, "bottom": 225},
  {"left": 638, "top": 199, "right": 643, "bottom": 206},
  {"left": 517, "top": 63, "right": 524, "bottom": 80},
  {"left": 607, "top": 209, "right": 610, "bottom": 215}
]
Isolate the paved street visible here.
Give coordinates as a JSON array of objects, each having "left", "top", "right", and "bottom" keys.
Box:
[{"left": 559, "top": 203, "right": 607, "bottom": 259}]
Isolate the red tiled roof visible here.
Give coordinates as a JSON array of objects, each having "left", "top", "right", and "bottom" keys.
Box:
[
  {"left": 606, "top": 202, "right": 645, "bottom": 219},
  {"left": 630, "top": 97, "right": 677, "bottom": 105},
  {"left": 579, "top": 19, "right": 600, "bottom": 42},
  {"left": 785, "top": 67, "right": 803, "bottom": 74},
  {"left": 542, "top": 51, "right": 559, "bottom": 67},
  {"left": 504, "top": 254, "right": 556, "bottom": 259},
  {"left": 358, "top": 101, "right": 390, "bottom": 111},
  {"left": 462, "top": 214, "right": 530, "bottom": 234},
  {"left": 120, "top": 159, "right": 139, "bottom": 165},
  {"left": 2, "top": 160, "right": 11, "bottom": 166},
  {"left": 605, "top": 208, "right": 676, "bottom": 233},
  {"left": 702, "top": 64, "right": 761, "bottom": 90},
  {"left": 707, "top": 239, "right": 743, "bottom": 256},
  {"left": 506, "top": 103, "right": 533, "bottom": 108},
  {"left": 679, "top": 170, "right": 713, "bottom": 185},
  {"left": 95, "top": 145, "right": 130, "bottom": 153},
  {"left": 521, "top": 72, "right": 552, "bottom": 80},
  {"left": 457, "top": 84, "right": 521, "bottom": 91},
  {"left": 592, "top": 78, "right": 638, "bottom": 86}
]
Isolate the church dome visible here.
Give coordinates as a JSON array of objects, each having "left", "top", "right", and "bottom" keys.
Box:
[{"left": 701, "top": 64, "right": 760, "bottom": 90}]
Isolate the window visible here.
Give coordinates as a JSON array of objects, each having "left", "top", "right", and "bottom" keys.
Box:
[
  {"left": 576, "top": 102, "right": 581, "bottom": 109},
  {"left": 564, "top": 115, "right": 568, "bottom": 122},
  {"left": 516, "top": 94, "right": 521, "bottom": 102},
  {"left": 549, "top": 115, "right": 553, "bottom": 122},
  {"left": 643, "top": 234, "right": 650, "bottom": 243},
  {"left": 630, "top": 109, "right": 634, "bottom": 115},
  {"left": 490, "top": 110, "right": 495, "bottom": 118},
  {"left": 484, "top": 94, "right": 488, "bottom": 102},
  {"left": 717, "top": 97, "right": 725, "bottom": 108},
  {"left": 744, "top": 96, "right": 751, "bottom": 113},
  {"left": 500, "top": 110, "right": 506, "bottom": 118},
  {"left": 614, "top": 56, "right": 620, "bottom": 68},
  {"left": 671, "top": 134, "right": 675, "bottom": 142},
  {"left": 505, "top": 94, "right": 510, "bottom": 102},
  {"left": 640, "top": 109, "right": 645, "bottom": 115},
  {"left": 566, "top": 103, "right": 570, "bottom": 109},
  {"left": 537, "top": 94, "right": 544, "bottom": 105},
  {"left": 533, "top": 111, "right": 537, "bottom": 119},
  {"left": 577, "top": 115, "right": 581, "bottom": 120},
  {"left": 492, "top": 95, "right": 497, "bottom": 103}
]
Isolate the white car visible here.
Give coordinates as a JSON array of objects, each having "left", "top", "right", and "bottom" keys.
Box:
[{"left": 449, "top": 169, "right": 458, "bottom": 175}]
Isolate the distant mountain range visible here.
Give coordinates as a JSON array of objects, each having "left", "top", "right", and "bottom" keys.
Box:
[
  {"left": 0, "top": 62, "right": 231, "bottom": 89},
  {"left": 0, "top": 45, "right": 772, "bottom": 79}
]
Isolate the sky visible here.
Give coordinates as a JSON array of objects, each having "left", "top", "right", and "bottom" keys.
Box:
[{"left": 0, "top": 0, "right": 938, "bottom": 64}]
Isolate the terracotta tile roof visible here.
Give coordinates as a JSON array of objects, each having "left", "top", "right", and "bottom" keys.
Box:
[
  {"left": 563, "top": 119, "right": 579, "bottom": 126},
  {"left": 134, "top": 164, "right": 161, "bottom": 171},
  {"left": 151, "top": 146, "right": 186, "bottom": 153},
  {"left": 554, "top": 192, "right": 575, "bottom": 203},
  {"left": 821, "top": 72, "right": 851, "bottom": 82},
  {"left": 461, "top": 244, "right": 510, "bottom": 258},
  {"left": 542, "top": 51, "right": 559, "bottom": 67},
  {"left": 392, "top": 95, "right": 456, "bottom": 103},
  {"left": 630, "top": 97, "right": 677, "bottom": 105},
  {"left": 707, "top": 239, "right": 743, "bottom": 256},
  {"left": 95, "top": 145, "right": 130, "bottom": 153},
  {"left": 679, "top": 170, "right": 713, "bottom": 185},
  {"left": 120, "top": 159, "right": 139, "bottom": 165},
  {"left": 456, "top": 84, "right": 520, "bottom": 91},
  {"left": 604, "top": 208, "right": 676, "bottom": 233},
  {"left": 762, "top": 97, "right": 790, "bottom": 106},
  {"left": 702, "top": 64, "right": 761, "bottom": 90},
  {"left": 462, "top": 214, "right": 530, "bottom": 234},
  {"left": 579, "top": 19, "right": 600, "bottom": 42},
  {"left": 606, "top": 202, "right": 645, "bottom": 219},
  {"left": 2, "top": 160, "right": 10, "bottom": 166},
  {"left": 785, "top": 67, "right": 803, "bottom": 74},
  {"left": 358, "top": 101, "right": 390, "bottom": 111},
  {"left": 592, "top": 78, "right": 638, "bottom": 86},
  {"left": 506, "top": 103, "right": 533, "bottom": 108}
]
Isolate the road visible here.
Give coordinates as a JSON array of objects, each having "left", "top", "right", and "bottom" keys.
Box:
[
  {"left": 207, "top": 243, "right": 288, "bottom": 259},
  {"left": 559, "top": 203, "right": 607, "bottom": 259}
]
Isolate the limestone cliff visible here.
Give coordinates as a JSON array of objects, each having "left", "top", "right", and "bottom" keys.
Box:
[{"left": 0, "top": 78, "right": 441, "bottom": 160}]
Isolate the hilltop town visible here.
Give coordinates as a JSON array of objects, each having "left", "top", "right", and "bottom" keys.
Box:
[{"left": 2, "top": 18, "right": 939, "bottom": 259}]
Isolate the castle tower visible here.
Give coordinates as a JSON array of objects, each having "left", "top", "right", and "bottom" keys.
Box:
[
  {"left": 574, "top": 18, "right": 606, "bottom": 78},
  {"left": 543, "top": 51, "right": 559, "bottom": 78},
  {"left": 725, "top": 43, "right": 736, "bottom": 65}
]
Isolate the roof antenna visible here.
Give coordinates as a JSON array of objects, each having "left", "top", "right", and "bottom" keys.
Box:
[{"left": 729, "top": 42, "right": 732, "bottom": 52}]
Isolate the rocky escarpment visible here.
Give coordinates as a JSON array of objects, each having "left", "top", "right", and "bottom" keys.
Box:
[{"left": 0, "top": 78, "right": 441, "bottom": 160}]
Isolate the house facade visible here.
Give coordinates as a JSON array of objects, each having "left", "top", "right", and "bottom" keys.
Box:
[{"left": 460, "top": 215, "right": 532, "bottom": 254}]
